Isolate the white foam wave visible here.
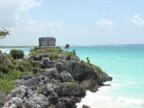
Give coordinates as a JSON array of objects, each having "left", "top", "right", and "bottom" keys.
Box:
[
  {"left": 115, "top": 97, "right": 144, "bottom": 106},
  {"left": 0, "top": 49, "right": 10, "bottom": 53},
  {"left": 76, "top": 90, "right": 144, "bottom": 108}
]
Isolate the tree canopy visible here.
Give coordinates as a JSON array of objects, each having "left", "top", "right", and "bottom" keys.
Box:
[
  {"left": 65, "top": 44, "right": 70, "bottom": 50},
  {"left": 0, "top": 28, "right": 10, "bottom": 39}
]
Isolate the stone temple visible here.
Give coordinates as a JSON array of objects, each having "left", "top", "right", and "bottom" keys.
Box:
[
  {"left": 39, "top": 37, "right": 56, "bottom": 47},
  {"left": 35, "top": 37, "right": 59, "bottom": 49}
]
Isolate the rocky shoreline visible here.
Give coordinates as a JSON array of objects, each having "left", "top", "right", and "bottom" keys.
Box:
[{"left": 0, "top": 47, "right": 112, "bottom": 108}]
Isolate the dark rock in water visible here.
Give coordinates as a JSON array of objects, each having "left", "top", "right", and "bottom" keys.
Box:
[
  {"left": 39, "top": 37, "right": 56, "bottom": 47},
  {"left": 82, "top": 104, "right": 91, "bottom": 108}
]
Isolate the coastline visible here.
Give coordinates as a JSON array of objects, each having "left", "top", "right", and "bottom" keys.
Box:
[
  {"left": 0, "top": 46, "right": 112, "bottom": 108},
  {"left": 1, "top": 44, "right": 144, "bottom": 108},
  {"left": 77, "top": 83, "right": 144, "bottom": 108}
]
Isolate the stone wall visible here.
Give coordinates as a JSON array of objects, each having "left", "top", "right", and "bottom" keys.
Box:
[{"left": 39, "top": 37, "right": 56, "bottom": 47}]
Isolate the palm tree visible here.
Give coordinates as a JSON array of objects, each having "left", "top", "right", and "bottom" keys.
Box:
[
  {"left": 65, "top": 44, "right": 70, "bottom": 51},
  {"left": 86, "top": 57, "right": 90, "bottom": 64},
  {"left": 0, "top": 28, "right": 10, "bottom": 39},
  {"left": 72, "top": 50, "right": 76, "bottom": 55}
]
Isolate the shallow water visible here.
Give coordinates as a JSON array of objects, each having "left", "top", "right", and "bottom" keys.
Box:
[{"left": 70, "top": 45, "right": 144, "bottom": 108}]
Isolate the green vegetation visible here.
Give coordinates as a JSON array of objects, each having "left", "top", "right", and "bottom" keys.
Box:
[
  {"left": 65, "top": 44, "right": 70, "bottom": 51},
  {"left": 30, "top": 48, "right": 80, "bottom": 61},
  {"left": 0, "top": 49, "right": 42, "bottom": 93},
  {"left": 0, "top": 28, "right": 10, "bottom": 39},
  {"left": 30, "top": 48, "right": 65, "bottom": 56},
  {"left": 0, "top": 94, "right": 7, "bottom": 106},
  {"left": 2, "top": 70, "right": 22, "bottom": 80},
  {"left": 0, "top": 47, "right": 105, "bottom": 93},
  {"left": 0, "top": 54, "right": 16, "bottom": 73},
  {"left": 85, "top": 57, "right": 105, "bottom": 74},
  {"left": 0, "top": 70, "right": 22, "bottom": 93},
  {"left": 92, "top": 64, "right": 106, "bottom": 74},
  {"left": 86, "top": 57, "right": 90, "bottom": 64},
  {"left": 10, "top": 49, "right": 24, "bottom": 59},
  {"left": 0, "top": 79, "right": 15, "bottom": 93}
]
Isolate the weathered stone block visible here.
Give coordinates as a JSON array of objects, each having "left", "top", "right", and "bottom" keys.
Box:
[{"left": 39, "top": 37, "right": 56, "bottom": 47}]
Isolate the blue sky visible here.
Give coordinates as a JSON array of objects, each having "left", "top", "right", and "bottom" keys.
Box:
[{"left": 0, "top": 0, "right": 144, "bottom": 46}]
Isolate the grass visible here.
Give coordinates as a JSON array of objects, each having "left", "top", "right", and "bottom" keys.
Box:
[
  {"left": 29, "top": 47, "right": 80, "bottom": 61},
  {"left": 30, "top": 48, "right": 65, "bottom": 56},
  {"left": 0, "top": 79, "right": 15, "bottom": 93},
  {"left": 0, "top": 70, "right": 22, "bottom": 93},
  {"left": 2, "top": 70, "right": 22, "bottom": 80}
]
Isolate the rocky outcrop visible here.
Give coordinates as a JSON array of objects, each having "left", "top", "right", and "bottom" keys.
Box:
[
  {"left": 55, "top": 60, "right": 112, "bottom": 86},
  {"left": 80, "top": 77, "right": 99, "bottom": 92},
  {"left": 2, "top": 97, "right": 23, "bottom": 108},
  {"left": 2, "top": 51, "right": 112, "bottom": 108},
  {"left": 3, "top": 74, "right": 85, "bottom": 108}
]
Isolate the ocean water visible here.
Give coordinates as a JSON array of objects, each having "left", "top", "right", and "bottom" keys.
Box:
[
  {"left": 71, "top": 45, "right": 144, "bottom": 108},
  {"left": 1, "top": 45, "right": 144, "bottom": 108},
  {"left": 0, "top": 47, "right": 32, "bottom": 55}
]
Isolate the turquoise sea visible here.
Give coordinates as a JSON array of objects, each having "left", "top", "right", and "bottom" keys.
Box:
[{"left": 1, "top": 44, "right": 144, "bottom": 108}]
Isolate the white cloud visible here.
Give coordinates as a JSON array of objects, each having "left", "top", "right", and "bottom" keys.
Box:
[
  {"left": 97, "top": 19, "right": 115, "bottom": 27},
  {"left": 18, "top": 0, "right": 41, "bottom": 13},
  {"left": 15, "top": 0, "right": 42, "bottom": 25},
  {"left": 0, "top": 0, "right": 19, "bottom": 27},
  {"left": 130, "top": 14, "right": 144, "bottom": 26},
  {"left": 27, "top": 20, "right": 63, "bottom": 31},
  {"left": 0, "top": 0, "right": 42, "bottom": 27}
]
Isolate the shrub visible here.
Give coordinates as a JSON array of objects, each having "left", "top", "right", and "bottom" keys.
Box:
[
  {"left": 94, "top": 65, "right": 105, "bottom": 74},
  {"left": 49, "top": 54, "right": 59, "bottom": 60},
  {"left": 10, "top": 49, "right": 24, "bottom": 59},
  {"left": 2, "top": 70, "right": 23, "bottom": 80},
  {"left": 0, "top": 54, "right": 16, "bottom": 73},
  {"left": 16, "top": 60, "right": 33, "bottom": 72},
  {"left": 65, "top": 44, "right": 70, "bottom": 51},
  {"left": 0, "top": 79, "right": 15, "bottom": 93}
]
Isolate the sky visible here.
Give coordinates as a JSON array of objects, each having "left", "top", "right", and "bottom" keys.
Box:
[{"left": 0, "top": 0, "right": 144, "bottom": 46}]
